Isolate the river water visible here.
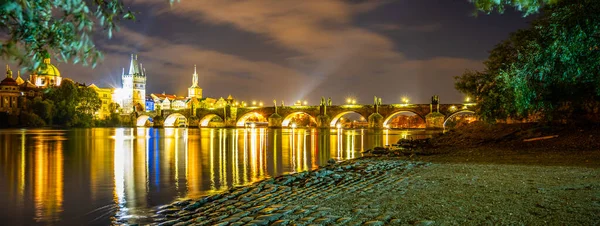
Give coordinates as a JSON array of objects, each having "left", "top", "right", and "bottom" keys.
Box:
[{"left": 0, "top": 127, "right": 438, "bottom": 225}]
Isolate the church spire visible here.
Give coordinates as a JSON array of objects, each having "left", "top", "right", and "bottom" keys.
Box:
[
  {"left": 128, "top": 53, "right": 140, "bottom": 75},
  {"left": 6, "top": 65, "right": 12, "bottom": 78},
  {"left": 192, "top": 64, "right": 198, "bottom": 87}
]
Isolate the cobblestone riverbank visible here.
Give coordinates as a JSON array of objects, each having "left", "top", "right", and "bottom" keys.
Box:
[
  {"left": 140, "top": 156, "right": 600, "bottom": 226},
  {"left": 147, "top": 158, "right": 425, "bottom": 226}
]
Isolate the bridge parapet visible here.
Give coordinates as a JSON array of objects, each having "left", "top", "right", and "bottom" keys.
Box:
[{"left": 194, "top": 102, "right": 476, "bottom": 129}]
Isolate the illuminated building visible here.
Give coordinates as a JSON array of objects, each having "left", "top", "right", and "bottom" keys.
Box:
[
  {"left": 187, "top": 65, "right": 202, "bottom": 99},
  {"left": 30, "top": 52, "right": 62, "bottom": 88},
  {"left": 151, "top": 93, "right": 187, "bottom": 110},
  {"left": 145, "top": 96, "right": 155, "bottom": 111},
  {"left": 0, "top": 65, "right": 20, "bottom": 114},
  {"left": 88, "top": 84, "right": 115, "bottom": 119},
  {"left": 120, "top": 54, "right": 147, "bottom": 113}
]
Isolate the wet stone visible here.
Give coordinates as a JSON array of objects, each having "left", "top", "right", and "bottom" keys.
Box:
[
  {"left": 299, "top": 217, "right": 316, "bottom": 223},
  {"left": 324, "top": 215, "right": 341, "bottom": 221},
  {"left": 258, "top": 207, "right": 278, "bottom": 214},
  {"left": 336, "top": 217, "right": 352, "bottom": 224},
  {"left": 157, "top": 219, "right": 180, "bottom": 226},
  {"left": 247, "top": 205, "right": 266, "bottom": 213},
  {"left": 271, "top": 219, "right": 291, "bottom": 226},
  {"left": 231, "top": 211, "right": 251, "bottom": 218},
  {"left": 316, "top": 207, "right": 333, "bottom": 212},
  {"left": 375, "top": 215, "right": 391, "bottom": 222},
  {"left": 389, "top": 219, "right": 402, "bottom": 224},
  {"left": 240, "top": 216, "right": 254, "bottom": 222},
  {"left": 294, "top": 209, "right": 311, "bottom": 215},
  {"left": 195, "top": 216, "right": 207, "bottom": 222},
  {"left": 363, "top": 220, "right": 385, "bottom": 226},
  {"left": 313, "top": 217, "right": 333, "bottom": 224},
  {"left": 157, "top": 209, "right": 179, "bottom": 215},
  {"left": 308, "top": 211, "right": 327, "bottom": 218},
  {"left": 195, "top": 220, "right": 213, "bottom": 226},
  {"left": 222, "top": 216, "right": 241, "bottom": 223},
  {"left": 304, "top": 205, "right": 319, "bottom": 210},
  {"left": 414, "top": 220, "right": 436, "bottom": 226},
  {"left": 255, "top": 213, "right": 282, "bottom": 222},
  {"left": 248, "top": 219, "right": 269, "bottom": 226},
  {"left": 275, "top": 209, "right": 294, "bottom": 216}
]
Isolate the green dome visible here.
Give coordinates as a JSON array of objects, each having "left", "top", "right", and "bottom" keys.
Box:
[{"left": 36, "top": 57, "right": 61, "bottom": 77}]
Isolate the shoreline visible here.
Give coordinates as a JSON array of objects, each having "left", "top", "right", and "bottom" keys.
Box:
[
  {"left": 136, "top": 151, "right": 600, "bottom": 226},
  {"left": 141, "top": 157, "right": 428, "bottom": 226}
]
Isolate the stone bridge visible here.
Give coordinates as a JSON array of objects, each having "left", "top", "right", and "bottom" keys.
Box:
[
  {"left": 134, "top": 109, "right": 193, "bottom": 127},
  {"left": 195, "top": 102, "right": 475, "bottom": 129}
]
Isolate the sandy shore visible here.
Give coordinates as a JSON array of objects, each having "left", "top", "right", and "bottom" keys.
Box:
[{"left": 145, "top": 156, "right": 599, "bottom": 226}]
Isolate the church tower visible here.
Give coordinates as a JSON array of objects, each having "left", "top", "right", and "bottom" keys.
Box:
[
  {"left": 187, "top": 65, "right": 202, "bottom": 99},
  {"left": 121, "top": 54, "right": 146, "bottom": 113}
]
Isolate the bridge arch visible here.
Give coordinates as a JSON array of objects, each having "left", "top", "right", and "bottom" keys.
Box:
[
  {"left": 382, "top": 110, "right": 425, "bottom": 128},
  {"left": 330, "top": 111, "right": 367, "bottom": 127},
  {"left": 236, "top": 111, "right": 268, "bottom": 127},
  {"left": 136, "top": 115, "right": 153, "bottom": 127},
  {"left": 199, "top": 114, "right": 224, "bottom": 127},
  {"left": 282, "top": 112, "right": 317, "bottom": 127},
  {"left": 443, "top": 110, "right": 476, "bottom": 129},
  {"left": 164, "top": 113, "right": 187, "bottom": 127}
]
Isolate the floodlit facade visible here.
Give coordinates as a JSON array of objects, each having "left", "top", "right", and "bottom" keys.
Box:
[
  {"left": 88, "top": 84, "right": 115, "bottom": 119},
  {"left": 120, "top": 54, "right": 147, "bottom": 113},
  {"left": 30, "top": 53, "right": 62, "bottom": 88},
  {"left": 0, "top": 66, "right": 21, "bottom": 115}
]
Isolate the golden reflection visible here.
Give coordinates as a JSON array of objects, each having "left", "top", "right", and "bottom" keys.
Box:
[
  {"left": 309, "top": 130, "right": 316, "bottom": 169},
  {"left": 250, "top": 128, "right": 258, "bottom": 180},
  {"left": 19, "top": 130, "right": 25, "bottom": 200},
  {"left": 242, "top": 128, "right": 248, "bottom": 185},
  {"left": 113, "top": 128, "right": 126, "bottom": 207},
  {"left": 187, "top": 129, "right": 201, "bottom": 196},
  {"left": 233, "top": 129, "right": 240, "bottom": 185},
  {"left": 209, "top": 129, "right": 216, "bottom": 191},
  {"left": 259, "top": 128, "right": 265, "bottom": 177},
  {"left": 360, "top": 129, "right": 365, "bottom": 152},
  {"left": 384, "top": 129, "right": 389, "bottom": 146},
  {"left": 90, "top": 129, "right": 113, "bottom": 201},
  {"left": 0, "top": 127, "right": 415, "bottom": 225},
  {"left": 220, "top": 129, "right": 228, "bottom": 189},
  {"left": 33, "top": 136, "right": 64, "bottom": 223}
]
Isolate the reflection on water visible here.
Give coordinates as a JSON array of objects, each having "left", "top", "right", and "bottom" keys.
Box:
[{"left": 0, "top": 128, "right": 438, "bottom": 225}]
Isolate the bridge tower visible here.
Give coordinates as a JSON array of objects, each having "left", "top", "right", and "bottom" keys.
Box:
[{"left": 120, "top": 54, "right": 146, "bottom": 114}]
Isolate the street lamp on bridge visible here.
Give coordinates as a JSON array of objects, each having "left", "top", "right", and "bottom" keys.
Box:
[{"left": 346, "top": 97, "right": 357, "bottom": 105}]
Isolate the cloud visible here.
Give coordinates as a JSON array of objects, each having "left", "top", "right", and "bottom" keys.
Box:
[
  {"left": 374, "top": 23, "right": 442, "bottom": 32},
  {"left": 2, "top": 0, "right": 485, "bottom": 105}
]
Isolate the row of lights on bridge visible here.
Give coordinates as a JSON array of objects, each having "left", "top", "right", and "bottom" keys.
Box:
[{"left": 232, "top": 96, "right": 473, "bottom": 108}]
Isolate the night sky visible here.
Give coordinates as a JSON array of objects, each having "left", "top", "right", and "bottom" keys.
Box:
[{"left": 6, "top": 0, "right": 534, "bottom": 104}]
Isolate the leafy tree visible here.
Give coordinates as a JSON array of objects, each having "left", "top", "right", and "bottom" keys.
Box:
[
  {"left": 31, "top": 96, "right": 54, "bottom": 124},
  {"left": 456, "top": 0, "right": 600, "bottom": 122},
  {"left": 470, "top": 0, "right": 559, "bottom": 15},
  {"left": 43, "top": 79, "right": 101, "bottom": 126},
  {"left": 19, "top": 112, "right": 46, "bottom": 127},
  {"left": 77, "top": 87, "right": 102, "bottom": 115},
  {"left": 0, "top": 0, "right": 177, "bottom": 69}
]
